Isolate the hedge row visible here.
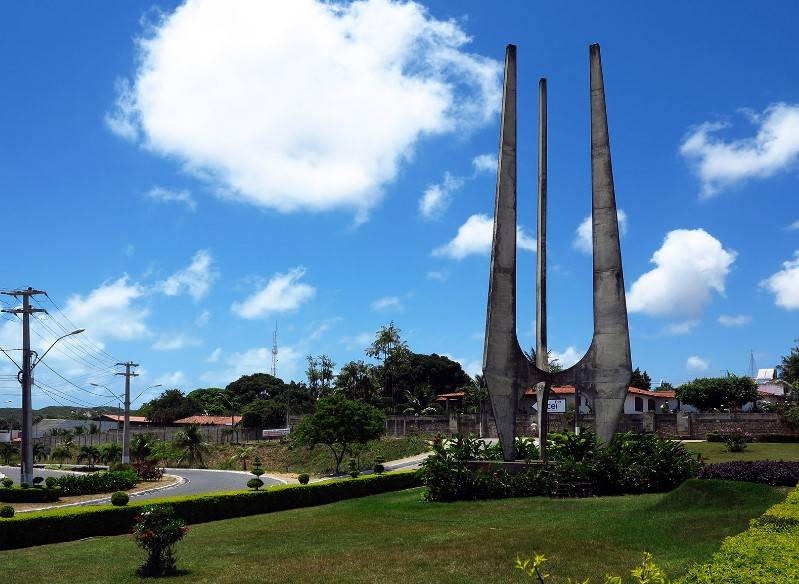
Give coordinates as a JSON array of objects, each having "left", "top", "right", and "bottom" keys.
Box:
[
  {"left": 0, "top": 487, "right": 61, "bottom": 503},
  {"left": 53, "top": 470, "right": 138, "bottom": 496},
  {"left": 706, "top": 432, "right": 799, "bottom": 443},
  {"left": 699, "top": 461, "right": 799, "bottom": 486},
  {"left": 0, "top": 470, "right": 420, "bottom": 550},
  {"left": 680, "top": 484, "right": 799, "bottom": 583}
]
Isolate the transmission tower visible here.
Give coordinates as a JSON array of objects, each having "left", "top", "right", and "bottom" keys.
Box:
[
  {"left": 749, "top": 349, "right": 756, "bottom": 379},
  {"left": 271, "top": 322, "right": 278, "bottom": 377}
]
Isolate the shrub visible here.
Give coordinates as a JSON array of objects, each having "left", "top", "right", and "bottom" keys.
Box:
[
  {"left": 111, "top": 491, "right": 130, "bottom": 506},
  {"left": 706, "top": 430, "right": 723, "bottom": 442},
  {"left": 720, "top": 428, "right": 753, "bottom": 452},
  {"left": 0, "top": 505, "right": 14, "bottom": 518},
  {"left": 699, "top": 461, "right": 799, "bottom": 486},
  {"left": 32, "top": 477, "right": 44, "bottom": 488},
  {"left": 0, "top": 471, "right": 420, "bottom": 550},
  {"left": 53, "top": 470, "right": 138, "bottom": 496},
  {"left": 133, "top": 504, "right": 188, "bottom": 577},
  {"left": 373, "top": 456, "right": 385, "bottom": 475},
  {"left": 1, "top": 478, "right": 13, "bottom": 488},
  {"left": 0, "top": 486, "right": 60, "bottom": 503},
  {"left": 516, "top": 550, "right": 668, "bottom": 583},
  {"left": 110, "top": 462, "right": 135, "bottom": 473},
  {"left": 347, "top": 458, "right": 360, "bottom": 478},
  {"left": 298, "top": 473, "right": 310, "bottom": 485},
  {"left": 132, "top": 459, "right": 164, "bottom": 482},
  {"left": 20, "top": 483, "right": 29, "bottom": 489},
  {"left": 246, "top": 478, "right": 264, "bottom": 491},
  {"left": 44, "top": 477, "right": 57, "bottom": 489},
  {"left": 547, "top": 431, "right": 597, "bottom": 462}
]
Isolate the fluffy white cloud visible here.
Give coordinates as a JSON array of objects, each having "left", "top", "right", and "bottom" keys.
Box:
[
  {"left": 107, "top": 0, "right": 501, "bottom": 220},
  {"left": 155, "top": 370, "right": 188, "bottom": 388},
  {"left": 686, "top": 356, "right": 709, "bottom": 372},
  {"left": 341, "top": 332, "right": 373, "bottom": 350},
  {"left": 207, "top": 348, "right": 223, "bottom": 363},
  {"left": 761, "top": 251, "right": 799, "bottom": 310},
  {"left": 152, "top": 333, "right": 201, "bottom": 351},
  {"left": 433, "top": 213, "right": 536, "bottom": 260},
  {"left": 680, "top": 103, "right": 799, "bottom": 197},
  {"left": 146, "top": 186, "right": 197, "bottom": 211},
  {"left": 64, "top": 276, "right": 150, "bottom": 341},
  {"left": 573, "top": 210, "right": 628, "bottom": 254},
  {"left": 717, "top": 314, "right": 752, "bottom": 326},
  {"left": 426, "top": 270, "right": 448, "bottom": 282},
  {"left": 202, "top": 345, "right": 303, "bottom": 385},
  {"left": 627, "top": 229, "right": 736, "bottom": 318},
  {"left": 371, "top": 296, "right": 404, "bottom": 311},
  {"left": 787, "top": 219, "right": 799, "bottom": 231},
  {"left": 232, "top": 267, "right": 316, "bottom": 319},
  {"left": 664, "top": 320, "right": 699, "bottom": 335},
  {"left": 159, "top": 250, "right": 218, "bottom": 302},
  {"left": 550, "top": 346, "right": 582, "bottom": 369},
  {"left": 471, "top": 153, "right": 497, "bottom": 174},
  {"left": 195, "top": 310, "right": 210, "bottom": 327},
  {"left": 419, "top": 173, "right": 463, "bottom": 220}
]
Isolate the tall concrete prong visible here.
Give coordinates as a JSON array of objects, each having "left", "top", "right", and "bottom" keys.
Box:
[{"left": 535, "top": 77, "right": 550, "bottom": 461}]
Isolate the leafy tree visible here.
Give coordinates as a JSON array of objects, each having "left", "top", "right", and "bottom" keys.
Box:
[
  {"left": 401, "top": 383, "right": 438, "bottom": 415},
  {"left": 334, "top": 360, "right": 378, "bottom": 402},
  {"left": 52, "top": 444, "right": 72, "bottom": 466},
  {"left": 0, "top": 442, "right": 18, "bottom": 465},
  {"left": 99, "top": 442, "right": 123, "bottom": 465},
  {"left": 139, "top": 389, "right": 200, "bottom": 425},
  {"left": 292, "top": 394, "right": 386, "bottom": 474},
  {"left": 173, "top": 425, "right": 209, "bottom": 468},
  {"left": 366, "top": 322, "right": 407, "bottom": 363},
  {"left": 235, "top": 446, "right": 254, "bottom": 470},
  {"left": 778, "top": 340, "right": 799, "bottom": 385},
  {"left": 186, "top": 388, "right": 229, "bottom": 416},
  {"left": 130, "top": 433, "right": 157, "bottom": 462},
  {"left": 77, "top": 445, "right": 101, "bottom": 469},
  {"left": 392, "top": 353, "right": 472, "bottom": 398},
  {"left": 226, "top": 373, "right": 285, "bottom": 404},
  {"left": 676, "top": 375, "right": 758, "bottom": 411},
  {"left": 630, "top": 367, "right": 652, "bottom": 390},
  {"left": 525, "top": 348, "right": 565, "bottom": 373},
  {"left": 241, "top": 398, "right": 285, "bottom": 429}
]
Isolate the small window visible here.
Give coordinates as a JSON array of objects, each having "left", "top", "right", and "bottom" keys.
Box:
[
  {"left": 634, "top": 396, "right": 644, "bottom": 412},
  {"left": 648, "top": 398, "right": 656, "bottom": 412}
]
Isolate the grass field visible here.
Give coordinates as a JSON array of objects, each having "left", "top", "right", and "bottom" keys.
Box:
[
  {"left": 684, "top": 441, "right": 799, "bottom": 463},
  {"left": 0, "top": 479, "right": 785, "bottom": 583}
]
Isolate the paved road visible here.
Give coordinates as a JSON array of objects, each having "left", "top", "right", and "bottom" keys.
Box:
[{"left": 0, "top": 466, "right": 283, "bottom": 505}]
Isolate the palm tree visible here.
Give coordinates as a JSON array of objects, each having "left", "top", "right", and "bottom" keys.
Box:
[
  {"left": 130, "top": 433, "right": 157, "bottom": 462},
  {"left": 88, "top": 423, "right": 100, "bottom": 446},
  {"left": 0, "top": 442, "right": 18, "bottom": 465},
  {"left": 173, "top": 425, "right": 209, "bottom": 468},
  {"left": 235, "top": 446, "right": 254, "bottom": 470},
  {"left": 52, "top": 445, "right": 71, "bottom": 467},
  {"left": 99, "top": 442, "right": 123, "bottom": 466},
  {"left": 77, "top": 445, "right": 101, "bottom": 469},
  {"left": 33, "top": 442, "right": 49, "bottom": 463}
]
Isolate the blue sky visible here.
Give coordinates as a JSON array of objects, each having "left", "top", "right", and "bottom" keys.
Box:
[{"left": 1, "top": 1, "right": 798, "bottom": 409}]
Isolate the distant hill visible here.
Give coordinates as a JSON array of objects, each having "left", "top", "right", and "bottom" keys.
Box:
[{"left": 0, "top": 405, "right": 122, "bottom": 424}]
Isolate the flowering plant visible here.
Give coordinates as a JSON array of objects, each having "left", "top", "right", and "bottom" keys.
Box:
[
  {"left": 720, "top": 428, "right": 753, "bottom": 453},
  {"left": 132, "top": 504, "right": 188, "bottom": 577}
]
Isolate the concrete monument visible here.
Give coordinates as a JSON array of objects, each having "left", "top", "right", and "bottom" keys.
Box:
[{"left": 482, "top": 43, "right": 631, "bottom": 462}]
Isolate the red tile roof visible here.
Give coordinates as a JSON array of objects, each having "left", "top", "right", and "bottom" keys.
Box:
[
  {"left": 101, "top": 414, "right": 151, "bottom": 423},
  {"left": 174, "top": 415, "right": 242, "bottom": 426}
]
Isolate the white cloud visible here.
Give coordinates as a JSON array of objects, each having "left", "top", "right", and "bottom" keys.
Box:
[
  {"left": 426, "top": 270, "right": 448, "bottom": 282},
  {"left": 550, "top": 347, "right": 582, "bottom": 369},
  {"left": 232, "top": 267, "right": 316, "bottom": 319},
  {"left": 371, "top": 296, "right": 404, "bottom": 311},
  {"left": 307, "top": 317, "right": 343, "bottom": 342},
  {"left": 146, "top": 186, "right": 197, "bottom": 211},
  {"left": 155, "top": 370, "right": 187, "bottom": 388},
  {"left": 686, "top": 356, "right": 709, "bottom": 372},
  {"left": 207, "top": 348, "right": 223, "bottom": 363},
  {"left": 717, "top": 314, "right": 752, "bottom": 326},
  {"left": 664, "top": 320, "right": 699, "bottom": 336},
  {"left": 159, "top": 250, "right": 218, "bottom": 302},
  {"left": 450, "top": 356, "right": 481, "bottom": 378},
  {"left": 341, "top": 332, "right": 373, "bottom": 351},
  {"left": 787, "top": 219, "right": 799, "bottom": 231},
  {"left": 202, "top": 345, "right": 303, "bottom": 385},
  {"left": 195, "top": 310, "right": 211, "bottom": 327},
  {"left": 107, "top": 0, "right": 501, "bottom": 220},
  {"left": 433, "top": 213, "right": 536, "bottom": 260},
  {"left": 152, "top": 333, "right": 201, "bottom": 351},
  {"left": 573, "top": 210, "right": 628, "bottom": 254},
  {"left": 680, "top": 103, "right": 799, "bottom": 197},
  {"left": 627, "top": 229, "right": 736, "bottom": 318},
  {"left": 419, "top": 172, "right": 463, "bottom": 220},
  {"left": 761, "top": 251, "right": 799, "bottom": 310},
  {"left": 64, "top": 276, "right": 150, "bottom": 341},
  {"left": 471, "top": 153, "right": 497, "bottom": 174}
]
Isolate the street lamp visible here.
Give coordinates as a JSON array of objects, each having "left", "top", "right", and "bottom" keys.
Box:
[{"left": 31, "top": 329, "right": 85, "bottom": 370}]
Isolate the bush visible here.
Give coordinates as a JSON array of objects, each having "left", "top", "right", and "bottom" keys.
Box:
[
  {"left": 699, "top": 461, "right": 799, "bottom": 486},
  {"left": 347, "top": 458, "right": 360, "bottom": 478},
  {"left": 53, "top": 470, "right": 138, "bottom": 496},
  {"left": 298, "top": 473, "right": 310, "bottom": 485},
  {"left": 32, "top": 477, "right": 44, "bottom": 487},
  {"left": 110, "top": 462, "right": 135, "bottom": 473},
  {"left": 44, "top": 477, "right": 57, "bottom": 489},
  {"left": 0, "top": 486, "right": 60, "bottom": 503},
  {"left": 246, "top": 478, "right": 264, "bottom": 491},
  {"left": 754, "top": 434, "right": 799, "bottom": 443},
  {"left": 0, "top": 505, "right": 14, "bottom": 518},
  {"left": 706, "top": 430, "right": 723, "bottom": 442},
  {"left": 1, "top": 477, "right": 13, "bottom": 488},
  {"left": 133, "top": 504, "right": 188, "bottom": 577},
  {"left": 132, "top": 459, "right": 164, "bottom": 482},
  {"left": 0, "top": 471, "right": 420, "bottom": 550},
  {"left": 720, "top": 428, "right": 753, "bottom": 452},
  {"left": 373, "top": 456, "right": 385, "bottom": 475},
  {"left": 111, "top": 491, "right": 130, "bottom": 506}
]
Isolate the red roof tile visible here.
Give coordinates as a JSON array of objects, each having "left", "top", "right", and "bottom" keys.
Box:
[{"left": 174, "top": 415, "right": 242, "bottom": 426}]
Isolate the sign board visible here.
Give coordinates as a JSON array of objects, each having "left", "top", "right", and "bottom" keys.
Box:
[{"left": 547, "top": 399, "right": 566, "bottom": 413}]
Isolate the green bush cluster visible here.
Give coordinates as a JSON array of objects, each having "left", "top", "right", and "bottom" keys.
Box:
[
  {"left": 0, "top": 505, "right": 15, "bottom": 518},
  {"left": 0, "top": 471, "right": 420, "bottom": 550},
  {"left": 680, "top": 485, "right": 799, "bottom": 583},
  {"left": 53, "top": 470, "right": 138, "bottom": 496},
  {"left": 111, "top": 491, "right": 130, "bottom": 507},
  {"left": 0, "top": 486, "right": 61, "bottom": 503},
  {"left": 419, "top": 432, "right": 701, "bottom": 502}
]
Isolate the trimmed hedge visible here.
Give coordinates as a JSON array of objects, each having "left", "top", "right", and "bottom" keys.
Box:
[
  {"left": 699, "top": 461, "right": 799, "bottom": 486},
  {"left": 0, "top": 470, "right": 420, "bottom": 550},
  {"left": 680, "top": 484, "right": 799, "bottom": 583},
  {"left": 53, "top": 470, "right": 138, "bottom": 496},
  {"left": 0, "top": 487, "right": 61, "bottom": 503}
]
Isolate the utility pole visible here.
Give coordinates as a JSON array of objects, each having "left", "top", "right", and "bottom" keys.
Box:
[
  {"left": 1, "top": 287, "right": 46, "bottom": 485},
  {"left": 115, "top": 362, "right": 139, "bottom": 463}
]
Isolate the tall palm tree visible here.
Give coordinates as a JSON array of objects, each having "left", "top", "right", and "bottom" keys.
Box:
[
  {"left": 99, "top": 442, "right": 123, "bottom": 466},
  {"left": 33, "top": 442, "right": 49, "bottom": 463},
  {"left": 52, "top": 445, "right": 71, "bottom": 467},
  {"left": 77, "top": 445, "right": 101, "bottom": 469},
  {"left": 235, "top": 446, "right": 254, "bottom": 470},
  {"left": 0, "top": 442, "right": 18, "bottom": 465},
  {"left": 130, "top": 433, "right": 157, "bottom": 462},
  {"left": 174, "top": 425, "right": 209, "bottom": 468}
]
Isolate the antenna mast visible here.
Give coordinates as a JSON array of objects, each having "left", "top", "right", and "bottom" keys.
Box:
[{"left": 271, "top": 322, "right": 278, "bottom": 377}]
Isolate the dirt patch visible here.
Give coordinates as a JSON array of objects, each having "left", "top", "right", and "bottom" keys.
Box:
[{"left": 10, "top": 475, "right": 179, "bottom": 513}]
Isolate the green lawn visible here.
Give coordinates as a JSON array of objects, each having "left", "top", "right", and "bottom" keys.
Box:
[
  {"left": 0, "top": 480, "right": 786, "bottom": 583},
  {"left": 684, "top": 441, "right": 799, "bottom": 463}
]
